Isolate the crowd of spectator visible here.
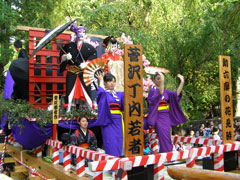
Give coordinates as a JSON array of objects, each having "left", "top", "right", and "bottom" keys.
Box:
[
  {"left": 183, "top": 119, "right": 240, "bottom": 141},
  {"left": 172, "top": 119, "right": 240, "bottom": 151}
]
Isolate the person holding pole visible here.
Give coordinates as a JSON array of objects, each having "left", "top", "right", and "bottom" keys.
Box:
[
  {"left": 147, "top": 72, "right": 187, "bottom": 153},
  {"left": 59, "top": 24, "right": 97, "bottom": 112}
]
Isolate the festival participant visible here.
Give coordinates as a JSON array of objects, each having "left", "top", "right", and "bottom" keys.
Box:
[
  {"left": 59, "top": 24, "right": 97, "bottom": 111},
  {"left": 102, "top": 37, "right": 124, "bottom": 91},
  {"left": 14, "top": 40, "right": 28, "bottom": 59},
  {"left": 147, "top": 72, "right": 187, "bottom": 153},
  {"left": 9, "top": 40, "right": 29, "bottom": 100},
  {"left": 94, "top": 72, "right": 124, "bottom": 157},
  {"left": 70, "top": 116, "right": 97, "bottom": 150},
  {"left": 70, "top": 116, "right": 97, "bottom": 167}
]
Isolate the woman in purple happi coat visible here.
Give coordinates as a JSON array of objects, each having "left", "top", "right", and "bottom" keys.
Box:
[
  {"left": 148, "top": 72, "right": 187, "bottom": 153},
  {"left": 94, "top": 72, "right": 124, "bottom": 157}
]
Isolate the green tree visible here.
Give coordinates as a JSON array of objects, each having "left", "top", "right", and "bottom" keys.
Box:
[
  {"left": 1, "top": 0, "right": 240, "bottom": 121},
  {"left": 0, "top": 0, "right": 19, "bottom": 89}
]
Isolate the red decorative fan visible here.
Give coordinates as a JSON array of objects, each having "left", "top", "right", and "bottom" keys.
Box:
[
  {"left": 83, "top": 58, "right": 108, "bottom": 86},
  {"left": 144, "top": 66, "right": 170, "bottom": 75}
]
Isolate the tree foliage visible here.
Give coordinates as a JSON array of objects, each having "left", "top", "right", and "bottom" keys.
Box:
[{"left": 1, "top": 0, "right": 240, "bottom": 120}]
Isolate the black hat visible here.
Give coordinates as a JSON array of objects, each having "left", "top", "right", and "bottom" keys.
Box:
[
  {"left": 14, "top": 40, "right": 22, "bottom": 48},
  {"left": 102, "top": 36, "right": 114, "bottom": 47}
]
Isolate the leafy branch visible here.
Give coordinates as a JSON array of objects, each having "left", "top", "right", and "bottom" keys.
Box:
[{"left": 0, "top": 97, "right": 97, "bottom": 131}]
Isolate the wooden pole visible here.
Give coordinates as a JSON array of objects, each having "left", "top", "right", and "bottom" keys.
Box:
[{"left": 5, "top": 144, "right": 88, "bottom": 180}]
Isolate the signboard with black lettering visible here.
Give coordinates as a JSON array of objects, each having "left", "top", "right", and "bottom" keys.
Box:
[
  {"left": 124, "top": 44, "right": 143, "bottom": 157},
  {"left": 219, "top": 56, "right": 234, "bottom": 143},
  {"left": 52, "top": 94, "right": 59, "bottom": 124}
]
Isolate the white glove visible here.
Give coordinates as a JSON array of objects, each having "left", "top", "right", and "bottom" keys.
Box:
[
  {"left": 80, "top": 62, "right": 89, "bottom": 69},
  {"left": 61, "top": 53, "right": 72, "bottom": 62}
]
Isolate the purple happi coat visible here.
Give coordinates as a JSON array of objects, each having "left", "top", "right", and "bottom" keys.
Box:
[
  {"left": 95, "top": 86, "right": 124, "bottom": 157},
  {"left": 148, "top": 87, "right": 187, "bottom": 153}
]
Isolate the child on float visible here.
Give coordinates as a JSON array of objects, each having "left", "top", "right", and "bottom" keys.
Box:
[
  {"left": 70, "top": 116, "right": 97, "bottom": 150},
  {"left": 147, "top": 72, "right": 187, "bottom": 153},
  {"left": 70, "top": 116, "right": 97, "bottom": 167}
]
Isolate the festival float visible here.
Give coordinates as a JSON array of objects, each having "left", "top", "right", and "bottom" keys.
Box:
[{"left": 0, "top": 19, "right": 240, "bottom": 180}]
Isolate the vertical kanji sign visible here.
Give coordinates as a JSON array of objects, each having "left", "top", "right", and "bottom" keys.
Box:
[
  {"left": 52, "top": 94, "right": 59, "bottom": 124},
  {"left": 219, "top": 56, "right": 234, "bottom": 144},
  {"left": 124, "top": 44, "right": 143, "bottom": 157}
]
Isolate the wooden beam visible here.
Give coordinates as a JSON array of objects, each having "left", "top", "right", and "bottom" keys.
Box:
[
  {"left": 16, "top": 25, "right": 107, "bottom": 39},
  {"left": 0, "top": 143, "right": 4, "bottom": 150},
  {"left": 17, "top": 26, "right": 47, "bottom": 32},
  {"left": 167, "top": 166, "right": 240, "bottom": 180},
  {"left": 6, "top": 144, "right": 90, "bottom": 180},
  {"left": 10, "top": 172, "right": 28, "bottom": 179},
  {"left": 4, "top": 157, "right": 15, "bottom": 164},
  {"left": 28, "top": 176, "right": 44, "bottom": 180},
  {"left": 14, "top": 165, "right": 29, "bottom": 173}
]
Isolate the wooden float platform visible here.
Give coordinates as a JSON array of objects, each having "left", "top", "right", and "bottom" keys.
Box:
[{"left": 0, "top": 143, "right": 91, "bottom": 180}]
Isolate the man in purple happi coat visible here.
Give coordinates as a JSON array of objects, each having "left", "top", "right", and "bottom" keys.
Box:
[{"left": 148, "top": 72, "right": 187, "bottom": 153}]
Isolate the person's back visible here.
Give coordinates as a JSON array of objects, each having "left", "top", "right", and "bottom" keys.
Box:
[
  {"left": 18, "top": 48, "right": 28, "bottom": 59},
  {"left": 211, "top": 126, "right": 220, "bottom": 140},
  {"left": 14, "top": 40, "right": 28, "bottom": 59},
  {"left": 10, "top": 40, "right": 29, "bottom": 101}
]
